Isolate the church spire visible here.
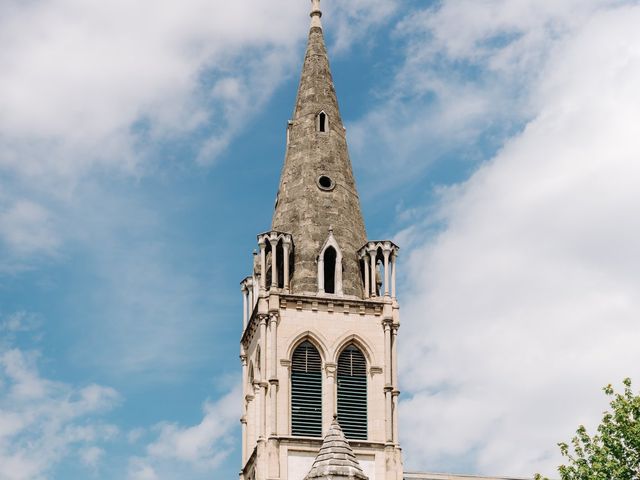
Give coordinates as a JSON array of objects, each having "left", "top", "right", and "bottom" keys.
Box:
[
  {"left": 310, "top": 0, "right": 322, "bottom": 29},
  {"left": 272, "top": 0, "right": 368, "bottom": 297}
]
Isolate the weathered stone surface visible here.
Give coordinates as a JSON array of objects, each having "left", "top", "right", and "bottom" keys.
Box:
[
  {"left": 304, "top": 418, "right": 369, "bottom": 480},
  {"left": 272, "top": 26, "right": 368, "bottom": 298}
]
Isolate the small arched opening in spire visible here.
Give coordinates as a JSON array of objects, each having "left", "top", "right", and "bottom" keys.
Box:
[
  {"left": 317, "top": 111, "right": 329, "bottom": 133},
  {"left": 318, "top": 230, "right": 343, "bottom": 295},
  {"left": 323, "top": 246, "right": 336, "bottom": 294}
]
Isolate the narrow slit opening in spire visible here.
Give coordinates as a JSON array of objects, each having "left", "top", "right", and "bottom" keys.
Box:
[
  {"left": 324, "top": 246, "right": 336, "bottom": 294},
  {"left": 317, "top": 111, "right": 328, "bottom": 133}
]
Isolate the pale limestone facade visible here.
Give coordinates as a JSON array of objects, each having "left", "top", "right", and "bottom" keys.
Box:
[
  {"left": 239, "top": 289, "right": 401, "bottom": 480},
  {"left": 238, "top": 2, "right": 402, "bottom": 480}
]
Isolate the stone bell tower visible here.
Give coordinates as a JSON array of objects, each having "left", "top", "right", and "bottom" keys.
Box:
[{"left": 238, "top": 2, "right": 402, "bottom": 480}]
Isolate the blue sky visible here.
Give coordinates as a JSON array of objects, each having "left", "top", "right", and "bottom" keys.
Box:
[{"left": 2, "top": 0, "right": 640, "bottom": 479}]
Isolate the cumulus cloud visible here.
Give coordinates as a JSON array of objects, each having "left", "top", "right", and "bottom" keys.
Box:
[
  {"left": 0, "top": 0, "right": 306, "bottom": 277},
  {"left": 349, "top": 0, "right": 632, "bottom": 192},
  {"left": 0, "top": 337, "right": 120, "bottom": 479},
  {"left": 0, "top": 0, "right": 307, "bottom": 180},
  {"left": 129, "top": 386, "right": 240, "bottom": 479},
  {"left": 398, "top": 1, "right": 640, "bottom": 477},
  {"left": 0, "top": 0, "right": 396, "bottom": 184}
]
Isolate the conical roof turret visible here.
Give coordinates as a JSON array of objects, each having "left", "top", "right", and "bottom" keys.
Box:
[
  {"left": 304, "top": 417, "right": 369, "bottom": 480},
  {"left": 272, "top": 0, "right": 367, "bottom": 297}
]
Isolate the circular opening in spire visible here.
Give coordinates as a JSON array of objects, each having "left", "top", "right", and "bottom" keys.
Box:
[{"left": 317, "top": 175, "right": 335, "bottom": 191}]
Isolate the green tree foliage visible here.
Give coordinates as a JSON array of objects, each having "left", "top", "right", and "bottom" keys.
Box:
[{"left": 536, "top": 379, "right": 640, "bottom": 480}]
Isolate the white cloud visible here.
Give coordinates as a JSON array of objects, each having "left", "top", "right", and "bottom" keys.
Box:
[
  {"left": 349, "top": 0, "right": 633, "bottom": 194},
  {"left": 0, "top": 0, "right": 396, "bottom": 184},
  {"left": 398, "top": 1, "right": 640, "bottom": 477},
  {"left": 0, "top": 200, "right": 59, "bottom": 257},
  {"left": 128, "top": 459, "right": 159, "bottom": 480},
  {"left": 0, "top": 341, "right": 120, "bottom": 479},
  {"left": 0, "top": 0, "right": 398, "bottom": 275},
  {"left": 325, "top": 0, "right": 398, "bottom": 53},
  {"left": 0, "top": 0, "right": 306, "bottom": 180},
  {"left": 129, "top": 386, "right": 240, "bottom": 479},
  {"left": 0, "top": 312, "right": 40, "bottom": 336},
  {"left": 80, "top": 446, "right": 105, "bottom": 468}
]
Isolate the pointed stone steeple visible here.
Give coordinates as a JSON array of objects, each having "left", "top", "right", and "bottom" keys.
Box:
[
  {"left": 304, "top": 417, "right": 369, "bottom": 480},
  {"left": 272, "top": 0, "right": 367, "bottom": 297}
]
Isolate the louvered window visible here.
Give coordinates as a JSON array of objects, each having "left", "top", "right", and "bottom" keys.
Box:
[
  {"left": 291, "top": 341, "right": 322, "bottom": 437},
  {"left": 337, "top": 345, "right": 367, "bottom": 439}
]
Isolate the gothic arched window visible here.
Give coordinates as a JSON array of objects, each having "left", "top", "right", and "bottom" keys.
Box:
[
  {"left": 337, "top": 345, "right": 367, "bottom": 439},
  {"left": 291, "top": 340, "right": 322, "bottom": 437},
  {"left": 323, "top": 246, "right": 337, "bottom": 294},
  {"left": 318, "top": 231, "right": 343, "bottom": 295},
  {"left": 317, "top": 111, "right": 328, "bottom": 133}
]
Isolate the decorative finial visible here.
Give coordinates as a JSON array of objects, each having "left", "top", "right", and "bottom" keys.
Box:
[{"left": 310, "top": 0, "right": 322, "bottom": 29}]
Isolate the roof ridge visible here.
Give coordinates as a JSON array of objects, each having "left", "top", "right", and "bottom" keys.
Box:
[{"left": 304, "top": 417, "right": 369, "bottom": 480}]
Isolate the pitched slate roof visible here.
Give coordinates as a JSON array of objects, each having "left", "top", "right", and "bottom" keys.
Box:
[{"left": 304, "top": 417, "right": 369, "bottom": 480}]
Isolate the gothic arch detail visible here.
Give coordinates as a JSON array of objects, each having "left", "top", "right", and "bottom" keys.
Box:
[
  {"left": 316, "top": 110, "right": 329, "bottom": 133},
  {"left": 331, "top": 333, "right": 376, "bottom": 368},
  {"left": 318, "top": 229, "right": 343, "bottom": 295},
  {"left": 286, "top": 330, "right": 329, "bottom": 363}
]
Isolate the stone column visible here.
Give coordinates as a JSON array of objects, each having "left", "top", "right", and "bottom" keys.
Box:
[
  {"left": 318, "top": 254, "right": 325, "bottom": 294},
  {"left": 240, "top": 354, "right": 248, "bottom": 463},
  {"left": 248, "top": 277, "right": 254, "bottom": 315},
  {"left": 392, "top": 326, "right": 400, "bottom": 444},
  {"left": 259, "top": 316, "right": 267, "bottom": 439},
  {"left": 241, "top": 415, "right": 248, "bottom": 463},
  {"left": 385, "top": 388, "right": 393, "bottom": 444},
  {"left": 269, "top": 314, "right": 278, "bottom": 437},
  {"left": 259, "top": 238, "right": 267, "bottom": 290},
  {"left": 392, "top": 390, "right": 400, "bottom": 445},
  {"left": 283, "top": 237, "right": 291, "bottom": 292},
  {"left": 281, "top": 360, "right": 292, "bottom": 435},
  {"left": 391, "top": 252, "right": 397, "bottom": 299},
  {"left": 270, "top": 236, "right": 278, "bottom": 290},
  {"left": 269, "top": 382, "right": 278, "bottom": 437},
  {"left": 369, "top": 249, "right": 377, "bottom": 297},
  {"left": 254, "top": 381, "right": 263, "bottom": 441},
  {"left": 246, "top": 389, "right": 256, "bottom": 453},
  {"left": 324, "top": 362, "right": 337, "bottom": 432},
  {"left": 383, "top": 246, "right": 390, "bottom": 297},
  {"left": 384, "top": 321, "right": 393, "bottom": 444},
  {"left": 363, "top": 253, "right": 370, "bottom": 298},
  {"left": 384, "top": 322, "right": 392, "bottom": 386},
  {"left": 335, "top": 251, "right": 343, "bottom": 295},
  {"left": 241, "top": 283, "right": 248, "bottom": 329}
]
